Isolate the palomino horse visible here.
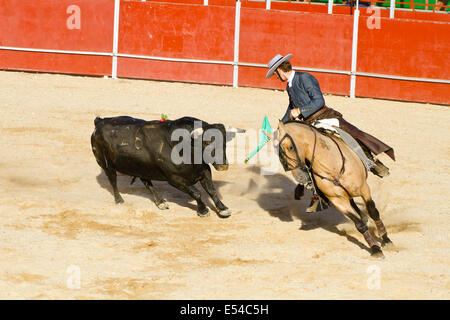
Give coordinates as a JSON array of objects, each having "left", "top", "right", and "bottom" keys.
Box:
[{"left": 277, "top": 120, "right": 393, "bottom": 258}]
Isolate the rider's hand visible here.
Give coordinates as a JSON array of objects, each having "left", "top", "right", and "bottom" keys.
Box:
[{"left": 290, "top": 107, "right": 301, "bottom": 119}]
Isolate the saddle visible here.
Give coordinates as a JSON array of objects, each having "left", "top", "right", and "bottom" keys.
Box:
[
  {"left": 304, "top": 106, "right": 395, "bottom": 162},
  {"left": 313, "top": 123, "right": 390, "bottom": 178}
]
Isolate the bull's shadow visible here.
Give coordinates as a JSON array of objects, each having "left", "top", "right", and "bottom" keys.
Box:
[
  {"left": 247, "top": 165, "right": 370, "bottom": 253},
  {"left": 96, "top": 171, "right": 229, "bottom": 213}
]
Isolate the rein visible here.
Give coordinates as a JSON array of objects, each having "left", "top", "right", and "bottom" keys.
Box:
[
  {"left": 278, "top": 134, "right": 305, "bottom": 172},
  {"left": 279, "top": 125, "right": 351, "bottom": 197}
]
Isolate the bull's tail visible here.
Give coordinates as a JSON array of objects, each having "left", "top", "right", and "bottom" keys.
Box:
[{"left": 94, "top": 116, "right": 103, "bottom": 127}]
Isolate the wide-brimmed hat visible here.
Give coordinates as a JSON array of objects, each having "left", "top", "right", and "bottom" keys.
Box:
[{"left": 266, "top": 53, "right": 292, "bottom": 79}]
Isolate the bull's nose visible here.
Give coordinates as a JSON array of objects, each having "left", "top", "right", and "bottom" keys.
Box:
[{"left": 217, "top": 164, "right": 229, "bottom": 171}]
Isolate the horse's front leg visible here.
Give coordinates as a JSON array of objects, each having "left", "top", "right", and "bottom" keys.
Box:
[{"left": 329, "top": 196, "right": 384, "bottom": 259}]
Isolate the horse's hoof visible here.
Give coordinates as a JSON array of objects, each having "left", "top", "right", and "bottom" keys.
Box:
[
  {"left": 157, "top": 202, "right": 169, "bottom": 210},
  {"left": 370, "top": 246, "right": 385, "bottom": 260},
  {"left": 381, "top": 235, "right": 393, "bottom": 246},
  {"left": 382, "top": 240, "right": 398, "bottom": 252},
  {"left": 197, "top": 208, "right": 210, "bottom": 218},
  {"left": 371, "top": 252, "right": 385, "bottom": 260},
  {"left": 217, "top": 209, "right": 231, "bottom": 219}
]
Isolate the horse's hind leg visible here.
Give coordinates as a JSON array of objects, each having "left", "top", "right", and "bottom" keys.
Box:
[
  {"left": 367, "top": 200, "right": 393, "bottom": 247},
  {"left": 350, "top": 198, "right": 368, "bottom": 225},
  {"left": 360, "top": 184, "right": 393, "bottom": 247},
  {"left": 329, "top": 196, "right": 383, "bottom": 258}
]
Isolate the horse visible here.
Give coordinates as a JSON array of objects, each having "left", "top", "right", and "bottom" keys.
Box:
[{"left": 277, "top": 120, "right": 393, "bottom": 258}]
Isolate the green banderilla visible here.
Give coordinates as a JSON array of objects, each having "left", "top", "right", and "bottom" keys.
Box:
[{"left": 245, "top": 115, "right": 273, "bottom": 164}]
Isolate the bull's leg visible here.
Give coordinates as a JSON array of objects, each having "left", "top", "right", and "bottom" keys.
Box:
[
  {"left": 200, "top": 170, "right": 230, "bottom": 218},
  {"left": 329, "top": 196, "right": 384, "bottom": 259},
  {"left": 168, "top": 181, "right": 209, "bottom": 217},
  {"left": 140, "top": 178, "right": 169, "bottom": 210},
  {"left": 360, "top": 183, "right": 393, "bottom": 248},
  {"left": 105, "top": 169, "right": 124, "bottom": 204}
]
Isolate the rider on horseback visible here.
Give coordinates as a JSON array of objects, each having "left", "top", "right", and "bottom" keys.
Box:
[{"left": 265, "top": 54, "right": 395, "bottom": 212}]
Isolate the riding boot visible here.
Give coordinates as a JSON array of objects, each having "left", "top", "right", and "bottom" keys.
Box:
[
  {"left": 370, "top": 159, "right": 390, "bottom": 178},
  {"left": 360, "top": 143, "right": 390, "bottom": 178}
]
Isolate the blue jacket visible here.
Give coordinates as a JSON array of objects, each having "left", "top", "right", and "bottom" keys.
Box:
[{"left": 281, "top": 72, "right": 325, "bottom": 123}]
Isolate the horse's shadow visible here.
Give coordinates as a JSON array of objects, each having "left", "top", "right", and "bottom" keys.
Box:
[
  {"left": 248, "top": 165, "right": 371, "bottom": 253},
  {"left": 96, "top": 171, "right": 229, "bottom": 213}
]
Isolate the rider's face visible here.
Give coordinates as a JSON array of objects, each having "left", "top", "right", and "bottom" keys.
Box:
[{"left": 276, "top": 68, "right": 287, "bottom": 82}]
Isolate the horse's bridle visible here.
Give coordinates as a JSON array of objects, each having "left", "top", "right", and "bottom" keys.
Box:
[
  {"left": 279, "top": 125, "right": 351, "bottom": 197},
  {"left": 278, "top": 133, "right": 304, "bottom": 172}
]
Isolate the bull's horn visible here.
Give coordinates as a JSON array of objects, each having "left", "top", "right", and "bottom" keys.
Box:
[
  {"left": 191, "top": 127, "right": 204, "bottom": 139},
  {"left": 227, "top": 127, "right": 246, "bottom": 133},
  {"left": 226, "top": 127, "right": 246, "bottom": 142}
]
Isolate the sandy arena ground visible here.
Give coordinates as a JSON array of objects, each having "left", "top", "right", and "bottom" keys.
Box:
[{"left": 0, "top": 70, "right": 448, "bottom": 300}]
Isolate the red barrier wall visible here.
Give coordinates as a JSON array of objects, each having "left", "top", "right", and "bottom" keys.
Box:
[
  {"left": 0, "top": 1, "right": 448, "bottom": 104},
  {"left": 118, "top": 57, "right": 234, "bottom": 84},
  {"left": 239, "top": 66, "right": 351, "bottom": 96},
  {"left": 0, "top": 0, "right": 114, "bottom": 76},
  {"left": 152, "top": 0, "right": 450, "bottom": 23},
  {"left": 356, "top": 77, "right": 450, "bottom": 104},
  {"left": 0, "top": 51, "right": 112, "bottom": 76},
  {"left": 238, "top": 8, "right": 353, "bottom": 95},
  {"left": 357, "top": 16, "right": 450, "bottom": 104},
  {"left": 117, "top": 1, "right": 235, "bottom": 84}
]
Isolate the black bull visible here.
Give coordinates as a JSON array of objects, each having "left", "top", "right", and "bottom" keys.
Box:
[{"left": 91, "top": 116, "right": 233, "bottom": 218}]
